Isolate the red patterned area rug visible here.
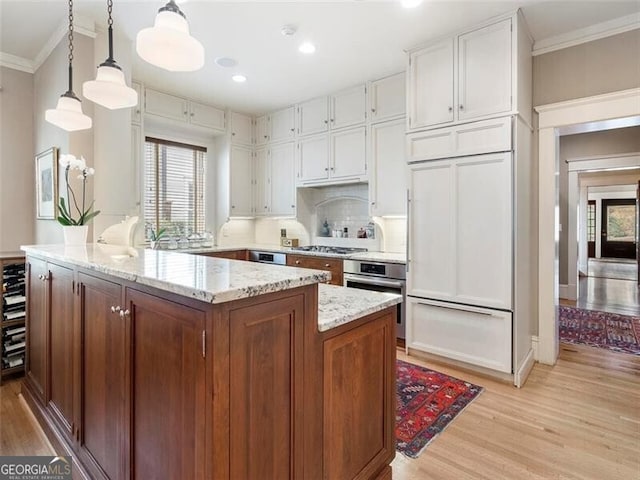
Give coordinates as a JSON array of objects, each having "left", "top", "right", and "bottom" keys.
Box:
[
  {"left": 396, "top": 360, "right": 483, "bottom": 458},
  {"left": 559, "top": 306, "right": 640, "bottom": 356}
]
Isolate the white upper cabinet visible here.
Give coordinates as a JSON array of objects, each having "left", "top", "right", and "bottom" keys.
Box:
[
  {"left": 143, "top": 88, "right": 225, "bottom": 132},
  {"left": 255, "top": 115, "right": 270, "bottom": 146},
  {"left": 270, "top": 107, "right": 296, "bottom": 143},
  {"left": 407, "top": 17, "right": 515, "bottom": 131},
  {"left": 230, "top": 112, "right": 254, "bottom": 145},
  {"left": 144, "top": 89, "right": 188, "bottom": 122},
  {"left": 370, "top": 118, "right": 406, "bottom": 216},
  {"left": 298, "top": 97, "right": 329, "bottom": 136},
  {"left": 330, "top": 84, "right": 367, "bottom": 129},
  {"left": 297, "top": 135, "right": 330, "bottom": 182},
  {"left": 229, "top": 145, "right": 254, "bottom": 216},
  {"left": 269, "top": 143, "right": 296, "bottom": 216},
  {"left": 253, "top": 147, "right": 269, "bottom": 215},
  {"left": 189, "top": 101, "right": 225, "bottom": 131},
  {"left": 331, "top": 126, "right": 367, "bottom": 179},
  {"left": 132, "top": 82, "right": 142, "bottom": 124},
  {"left": 408, "top": 39, "right": 454, "bottom": 130},
  {"left": 369, "top": 72, "right": 406, "bottom": 123}
]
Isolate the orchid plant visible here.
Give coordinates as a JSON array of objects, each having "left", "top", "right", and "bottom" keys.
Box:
[{"left": 57, "top": 154, "right": 100, "bottom": 226}]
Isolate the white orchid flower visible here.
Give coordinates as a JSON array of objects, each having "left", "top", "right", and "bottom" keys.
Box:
[
  {"left": 69, "top": 155, "right": 86, "bottom": 171},
  {"left": 86, "top": 167, "right": 95, "bottom": 176},
  {"left": 59, "top": 153, "right": 75, "bottom": 168}
]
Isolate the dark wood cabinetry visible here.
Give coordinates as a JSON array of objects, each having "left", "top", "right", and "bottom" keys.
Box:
[
  {"left": 25, "top": 257, "right": 47, "bottom": 402},
  {"left": 199, "top": 249, "right": 248, "bottom": 260},
  {"left": 287, "top": 254, "right": 344, "bottom": 286}
]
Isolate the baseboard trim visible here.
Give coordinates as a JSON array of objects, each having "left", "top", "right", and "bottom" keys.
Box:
[
  {"left": 559, "top": 283, "right": 577, "bottom": 301},
  {"left": 514, "top": 348, "right": 535, "bottom": 388},
  {"left": 531, "top": 335, "right": 539, "bottom": 361}
]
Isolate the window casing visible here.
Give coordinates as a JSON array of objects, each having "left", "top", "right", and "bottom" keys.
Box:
[{"left": 143, "top": 137, "right": 206, "bottom": 238}]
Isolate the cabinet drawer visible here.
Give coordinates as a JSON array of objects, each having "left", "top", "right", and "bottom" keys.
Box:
[
  {"left": 406, "top": 116, "right": 512, "bottom": 162},
  {"left": 407, "top": 298, "right": 511, "bottom": 373},
  {"left": 200, "top": 250, "right": 248, "bottom": 261},
  {"left": 286, "top": 255, "right": 343, "bottom": 286}
]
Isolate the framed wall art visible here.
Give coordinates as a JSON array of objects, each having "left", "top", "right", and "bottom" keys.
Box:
[{"left": 35, "top": 147, "right": 59, "bottom": 219}]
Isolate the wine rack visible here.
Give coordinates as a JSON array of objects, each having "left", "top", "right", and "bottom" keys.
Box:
[{"left": 1, "top": 254, "right": 26, "bottom": 384}]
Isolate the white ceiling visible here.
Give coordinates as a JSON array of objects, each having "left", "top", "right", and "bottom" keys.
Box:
[{"left": 1, "top": 0, "right": 639, "bottom": 114}]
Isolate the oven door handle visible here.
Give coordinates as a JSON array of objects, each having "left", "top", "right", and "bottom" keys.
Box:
[{"left": 344, "top": 274, "right": 405, "bottom": 290}]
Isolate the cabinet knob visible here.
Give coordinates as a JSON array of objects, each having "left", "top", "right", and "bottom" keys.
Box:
[
  {"left": 295, "top": 260, "right": 300, "bottom": 265},
  {"left": 111, "top": 306, "right": 121, "bottom": 313},
  {"left": 136, "top": 109, "right": 140, "bottom": 114},
  {"left": 371, "top": 108, "right": 376, "bottom": 113},
  {"left": 232, "top": 132, "right": 236, "bottom": 136},
  {"left": 324, "top": 120, "right": 328, "bottom": 124},
  {"left": 448, "top": 106, "right": 453, "bottom": 112},
  {"left": 330, "top": 118, "right": 334, "bottom": 122},
  {"left": 184, "top": 111, "right": 188, "bottom": 115},
  {"left": 38, "top": 274, "right": 43, "bottom": 280},
  {"left": 324, "top": 263, "right": 330, "bottom": 268},
  {"left": 291, "top": 205, "right": 295, "bottom": 209},
  {"left": 231, "top": 205, "right": 235, "bottom": 209},
  {"left": 459, "top": 105, "right": 464, "bottom": 110},
  {"left": 324, "top": 167, "right": 328, "bottom": 171},
  {"left": 119, "top": 309, "right": 130, "bottom": 318},
  {"left": 190, "top": 112, "right": 194, "bottom": 117},
  {"left": 290, "top": 128, "right": 295, "bottom": 132},
  {"left": 371, "top": 201, "right": 376, "bottom": 206}
]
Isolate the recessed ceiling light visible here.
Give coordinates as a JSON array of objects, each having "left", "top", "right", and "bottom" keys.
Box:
[
  {"left": 232, "top": 74, "right": 247, "bottom": 83},
  {"left": 298, "top": 42, "right": 316, "bottom": 54},
  {"left": 401, "top": 0, "right": 423, "bottom": 7},
  {"left": 215, "top": 57, "right": 238, "bottom": 68}
]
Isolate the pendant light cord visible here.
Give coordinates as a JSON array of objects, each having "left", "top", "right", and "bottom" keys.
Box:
[
  {"left": 105, "top": 0, "right": 117, "bottom": 66},
  {"left": 67, "top": 0, "right": 74, "bottom": 94}
]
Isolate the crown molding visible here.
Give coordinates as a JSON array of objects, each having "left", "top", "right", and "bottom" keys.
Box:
[
  {"left": 532, "top": 12, "right": 640, "bottom": 56},
  {"left": 0, "top": 52, "right": 34, "bottom": 73},
  {"left": 32, "top": 14, "right": 96, "bottom": 71}
]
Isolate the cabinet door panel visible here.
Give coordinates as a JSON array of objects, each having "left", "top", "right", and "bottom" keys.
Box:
[
  {"left": 79, "top": 273, "right": 127, "bottom": 480},
  {"left": 458, "top": 19, "right": 512, "bottom": 121},
  {"left": 48, "top": 263, "right": 75, "bottom": 439},
  {"left": 230, "top": 145, "right": 254, "bottom": 216},
  {"left": 26, "top": 257, "right": 48, "bottom": 402},
  {"left": 254, "top": 148, "right": 269, "bottom": 215},
  {"left": 270, "top": 142, "right": 296, "bottom": 216},
  {"left": 298, "top": 97, "right": 329, "bottom": 136},
  {"left": 408, "top": 161, "right": 455, "bottom": 299},
  {"left": 331, "top": 126, "right": 366, "bottom": 180},
  {"left": 255, "top": 115, "right": 270, "bottom": 146},
  {"left": 190, "top": 102, "right": 225, "bottom": 131},
  {"left": 128, "top": 289, "right": 206, "bottom": 480},
  {"left": 409, "top": 39, "right": 454, "bottom": 130},
  {"left": 229, "top": 294, "right": 304, "bottom": 480},
  {"left": 370, "top": 119, "right": 406, "bottom": 216},
  {"left": 298, "top": 135, "right": 329, "bottom": 183},
  {"left": 455, "top": 153, "right": 512, "bottom": 309},
  {"left": 230, "top": 112, "right": 254, "bottom": 145},
  {"left": 331, "top": 84, "right": 366, "bottom": 129},
  {"left": 144, "top": 89, "right": 188, "bottom": 122},
  {"left": 131, "top": 82, "right": 142, "bottom": 124},
  {"left": 270, "top": 107, "right": 296, "bottom": 143},
  {"left": 370, "top": 72, "right": 405, "bottom": 123}
]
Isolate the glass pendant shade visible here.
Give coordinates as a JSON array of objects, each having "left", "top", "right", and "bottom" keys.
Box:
[
  {"left": 45, "top": 94, "right": 93, "bottom": 132},
  {"left": 136, "top": 8, "right": 204, "bottom": 72},
  {"left": 83, "top": 65, "right": 138, "bottom": 109}
]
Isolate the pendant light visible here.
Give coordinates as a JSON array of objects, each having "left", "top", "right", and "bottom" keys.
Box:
[
  {"left": 136, "top": 0, "right": 204, "bottom": 72},
  {"left": 83, "top": 0, "right": 138, "bottom": 109},
  {"left": 45, "top": 0, "right": 92, "bottom": 132}
]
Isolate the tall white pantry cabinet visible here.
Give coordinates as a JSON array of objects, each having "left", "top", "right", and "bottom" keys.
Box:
[{"left": 405, "top": 11, "right": 536, "bottom": 387}]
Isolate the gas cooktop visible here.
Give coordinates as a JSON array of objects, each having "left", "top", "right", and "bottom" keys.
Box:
[{"left": 291, "top": 246, "right": 368, "bottom": 255}]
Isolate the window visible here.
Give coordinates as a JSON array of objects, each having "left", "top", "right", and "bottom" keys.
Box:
[
  {"left": 587, "top": 200, "right": 596, "bottom": 242},
  {"left": 144, "top": 137, "right": 206, "bottom": 238}
]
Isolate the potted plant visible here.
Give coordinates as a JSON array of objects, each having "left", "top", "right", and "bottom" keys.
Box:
[
  {"left": 148, "top": 225, "right": 167, "bottom": 250},
  {"left": 57, "top": 154, "right": 100, "bottom": 245}
]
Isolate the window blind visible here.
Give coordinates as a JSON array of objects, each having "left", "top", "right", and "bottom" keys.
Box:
[{"left": 144, "top": 137, "right": 206, "bottom": 238}]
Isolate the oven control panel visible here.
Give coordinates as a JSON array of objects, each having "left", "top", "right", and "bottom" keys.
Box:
[{"left": 360, "top": 263, "right": 386, "bottom": 276}]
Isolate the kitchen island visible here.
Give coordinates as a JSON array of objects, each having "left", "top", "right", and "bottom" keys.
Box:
[{"left": 21, "top": 245, "right": 400, "bottom": 480}]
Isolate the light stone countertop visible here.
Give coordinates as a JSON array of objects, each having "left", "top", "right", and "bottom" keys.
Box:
[
  {"left": 21, "top": 244, "right": 330, "bottom": 305},
  {"left": 317, "top": 284, "right": 401, "bottom": 332},
  {"left": 346, "top": 251, "right": 406, "bottom": 264},
  {"left": 0, "top": 251, "right": 25, "bottom": 260}
]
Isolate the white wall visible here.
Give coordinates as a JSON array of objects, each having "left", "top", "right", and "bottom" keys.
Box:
[{"left": 0, "top": 67, "right": 35, "bottom": 251}]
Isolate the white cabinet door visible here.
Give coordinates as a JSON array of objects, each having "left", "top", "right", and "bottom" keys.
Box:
[
  {"left": 408, "top": 39, "right": 454, "bottom": 130},
  {"left": 298, "top": 97, "right": 329, "bottom": 136},
  {"left": 144, "top": 89, "right": 188, "bottom": 122},
  {"left": 455, "top": 153, "right": 512, "bottom": 309},
  {"left": 255, "top": 115, "right": 270, "bottom": 146},
  {"left": 458, "top": 18, "right": 512, "bottom": 121},
  {"left": 407, "top": 298, "right": 512, "bottom": 373},
  {"left": 408, "top": 160, "right": 455, "bottom": 300},
  {"left": 297, "top": 135, "right": 329, "bottom": 183},
  {"left": 230, "top": 112, "right": 254, "bottom": 145},
  {"left": 132, "top": 82, "right": 142, "bottom": 124},
  {"left": 229, "top": 145, "right": 254, "bottom": 216},
  {"left": 270, "top": 143, "right": 296, "bottom": 216},
  {"left": 330, "top": 84, "right": 366, "bottom": 129},
  {"left": 270, "top": 107, "right": 296, "bottom": 143},
  {"left": 331, "top": 126, "right": 366, "bottom": 180},
  {"left": 369, "top": 72, "right": 405, "bottom": 123},
  {"left": 189, "top": 102, "right": 225, "bottom": 131},
  {"left": 370, "top": 119, "right": 406, "bottom": 216},
  {"left": 253, "top": 148, "right": 269, "bottom": 215}
]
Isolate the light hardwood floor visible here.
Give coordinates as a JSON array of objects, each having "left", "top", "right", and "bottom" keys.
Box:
[{"left": 2, "top": 345, "right": 638, "bottom": 479}]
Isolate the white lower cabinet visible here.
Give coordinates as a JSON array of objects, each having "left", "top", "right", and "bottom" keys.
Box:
[
  {"left": 407, "top": 298, "right": 512, "bottom": 373},
  {"left": 269, "top": 143, "right": 296, "bottom": 216}
]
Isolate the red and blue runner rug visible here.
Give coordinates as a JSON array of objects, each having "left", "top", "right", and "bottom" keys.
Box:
[
  {"left": 396, "top": 360, "right": 483, "bottom": 458},
  {"left": 559, "top": 306, "right": 640, "bottom": 356}
]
